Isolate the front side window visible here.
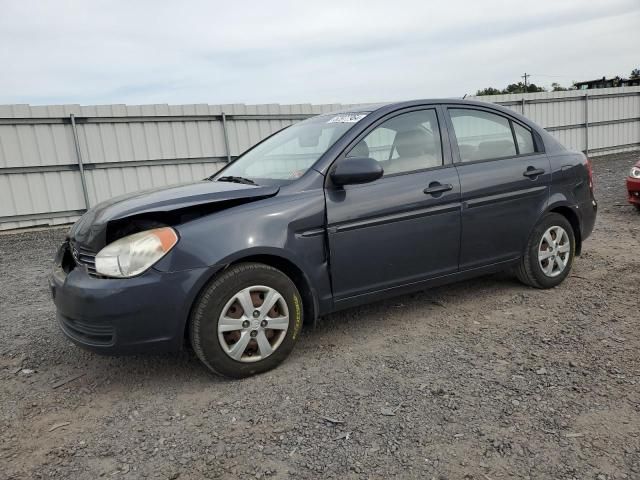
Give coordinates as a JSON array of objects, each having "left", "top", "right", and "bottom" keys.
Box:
[
  {"left": 347, "top": 109, "right": 443, "bottom": 175},
  {"left": 449, "top": 109, "right": 517, "bottom": 162},
  {"left": 215, "top": 113, "right": 368, "bottom": 184}
]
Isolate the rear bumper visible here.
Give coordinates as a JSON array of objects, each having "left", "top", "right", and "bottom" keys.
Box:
[
  {"left": 627, "top": 177, "right": 640, "bottom": 206},
  {"left": 50, "top": 244, "right": 212, "bottom": 354},
  {"left": 579, "top": 195, "right": 598, "bottom": 243}
]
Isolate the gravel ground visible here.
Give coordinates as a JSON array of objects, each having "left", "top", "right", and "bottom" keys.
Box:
[{"left": 1, "top": 152, "right": 639, "bottom": 480}]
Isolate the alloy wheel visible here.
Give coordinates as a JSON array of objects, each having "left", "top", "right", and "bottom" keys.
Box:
[
  {"left": 537, "top": 226, "right": 570, "bottom": 278},
  {"left": 217, "top": 286, "right": 289, "bottom": 362}
]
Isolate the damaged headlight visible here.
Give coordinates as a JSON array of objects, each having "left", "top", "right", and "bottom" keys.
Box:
[{"left": 95, "top": 227, "right": 178, "bottom": 278}]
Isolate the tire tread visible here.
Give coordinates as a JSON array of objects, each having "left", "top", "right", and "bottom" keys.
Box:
[
  {"left": 516, "top": 213, "right": 575, "bottom": 289},
  {"left": 189, "top": 262, "right": 300, "bottom": 378}
]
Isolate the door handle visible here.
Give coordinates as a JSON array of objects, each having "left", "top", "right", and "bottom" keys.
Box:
[
  {"left": 523, "top": 167, "right": 545, "bottom": 178},
  {"left": 423, "top": 183, "right": 453, "bottom": 195}
]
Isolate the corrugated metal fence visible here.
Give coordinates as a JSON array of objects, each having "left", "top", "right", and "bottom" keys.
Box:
[
  {"left": 0, "top": 103, "right": 352, "bottom": 230},
  {"left": 1, "top": 87, "right": 639, "bottom": 230},
  {"left": 468, "top": 86, "right": 640, "bottom": 157}
]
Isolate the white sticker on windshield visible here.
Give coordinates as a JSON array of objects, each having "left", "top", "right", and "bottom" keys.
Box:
[{"left": 327, "top": 113, "right": 368, "bottom": 124}]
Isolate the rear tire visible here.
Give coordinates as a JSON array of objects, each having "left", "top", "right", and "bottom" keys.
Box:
[
  {"left": 516, "top": 213, "right": 576, "bottom": 289},
  {"left": 189, "top": 263, "right": 303, "bottom": 378}
]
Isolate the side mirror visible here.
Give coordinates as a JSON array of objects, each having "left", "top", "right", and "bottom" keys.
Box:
[{"left": 330, "top": 157, "right": 383, "bottom": 186}]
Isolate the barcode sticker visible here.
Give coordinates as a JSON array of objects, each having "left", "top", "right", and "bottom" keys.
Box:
[{"left": 327, "top": 113, "right": 367, "bottom": 123}]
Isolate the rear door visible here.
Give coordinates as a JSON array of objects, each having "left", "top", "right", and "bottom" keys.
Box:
[
  {"left": 325, "top": 106, "right": 461, "bottom": 300},
  {"left": 444, "top": 106, "right": 550, "bottom": 270}
]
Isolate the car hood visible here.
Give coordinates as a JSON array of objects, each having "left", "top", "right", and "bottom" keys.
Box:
[{"left": 70, "top": 180, "right": 279, "bottom": 250}]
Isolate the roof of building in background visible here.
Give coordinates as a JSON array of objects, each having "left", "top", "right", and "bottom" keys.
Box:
[{"left": 574, "top": 76, "right": 640, "bottom": 90}]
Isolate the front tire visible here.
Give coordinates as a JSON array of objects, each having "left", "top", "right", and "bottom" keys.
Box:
[
  {"left": 516, "top": 213, "right": 576, "bottom": 289},
  {"left": 190, "top": 263, "right": 303, "bottom": 378}
]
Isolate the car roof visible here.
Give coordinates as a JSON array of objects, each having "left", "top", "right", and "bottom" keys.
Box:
[
  {"left": 327, "top": 98, "right": 512, "bottom": 115},
  {"left": 325, "top": 99, "right": 547, "bottom": 137}
]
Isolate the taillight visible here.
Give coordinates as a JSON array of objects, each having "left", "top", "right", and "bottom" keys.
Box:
[{"left": 586, "top": 157, "right": 594, "bottom": 191}]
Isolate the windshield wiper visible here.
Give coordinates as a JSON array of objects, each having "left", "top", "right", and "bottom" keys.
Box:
[{"left": 216, "top": 175, "right": 258, "bottom": 185}]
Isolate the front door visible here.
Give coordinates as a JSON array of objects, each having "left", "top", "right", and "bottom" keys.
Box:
[
  {"left": 444, "top": 106, "right": 551, "bottom": 270},
  {"left": 325, "top": 107, "right": 461, "bottom": 301}
]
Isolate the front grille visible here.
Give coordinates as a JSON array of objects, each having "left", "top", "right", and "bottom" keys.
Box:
[
  {"left": 59, "top": 315, "right": 115, "bottom": 346},
  {"left": 71, "top": 244, "right": 98, "bottom": 277}
]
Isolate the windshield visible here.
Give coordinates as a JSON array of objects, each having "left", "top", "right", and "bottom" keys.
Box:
[{"left": 213, "top": 112, "right": 369, "bottom": 184}]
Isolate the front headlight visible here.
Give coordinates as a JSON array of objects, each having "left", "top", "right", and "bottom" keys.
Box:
[
  {"left": 95, "top": 227, "right": 178, "bottom": 278},
  {"left": 630, "top": 166, "right": 640, "bottom": 179}
]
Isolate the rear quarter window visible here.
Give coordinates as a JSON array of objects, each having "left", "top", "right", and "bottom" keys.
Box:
[{"left": 513, "top": 122, "right": 536, "bottom": 155}]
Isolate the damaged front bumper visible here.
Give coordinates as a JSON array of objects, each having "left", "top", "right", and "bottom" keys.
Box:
[{"left": 49, "top": 241, "right": 211, "bottom": 354}]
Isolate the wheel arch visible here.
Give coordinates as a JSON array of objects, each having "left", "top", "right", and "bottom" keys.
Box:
[
  {"left": 547, "top": 204, "right": 582, "bottom": 256},
  {"left": 184, "top": 249, "right": 319, "bottom": 342},
  {"left": 228, "top": 253, "right": 318, "bottom": 326}
]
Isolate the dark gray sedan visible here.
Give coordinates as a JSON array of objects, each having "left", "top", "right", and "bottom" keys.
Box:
[{"left": 50, "top": 100, "right": 597, "bottom": 378}]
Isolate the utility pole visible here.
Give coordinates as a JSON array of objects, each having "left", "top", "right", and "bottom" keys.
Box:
[{"left": 522, "top": 72, "right": 530, "bottom": 92}]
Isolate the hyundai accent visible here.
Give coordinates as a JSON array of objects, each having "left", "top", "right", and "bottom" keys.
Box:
[{"left": 50, "top": 100, "right": 597, "bottom": 378}]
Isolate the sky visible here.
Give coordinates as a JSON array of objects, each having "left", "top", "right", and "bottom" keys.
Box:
[{"left": 0, "top": 0, "right": 638, "bottom": 106}]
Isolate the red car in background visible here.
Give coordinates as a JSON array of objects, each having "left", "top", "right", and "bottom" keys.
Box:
[{"left": 628, "top": 159, "right": 640, "bottom": 211}]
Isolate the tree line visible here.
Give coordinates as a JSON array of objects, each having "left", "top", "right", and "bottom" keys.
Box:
[{"left": 475, "top": 68, "right": 640, "bottom": 96}]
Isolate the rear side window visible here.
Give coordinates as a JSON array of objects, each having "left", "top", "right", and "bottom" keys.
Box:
[
  {"left": 449, "top": 109, "right": 516, "bottom": 162},
  {"left": 513, "top": 122, "right": 535, "bottom": 155}
]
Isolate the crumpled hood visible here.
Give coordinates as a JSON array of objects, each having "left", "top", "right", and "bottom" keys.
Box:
[{"left": 70, "top": 180, "right": 279, "bottom": 250}]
